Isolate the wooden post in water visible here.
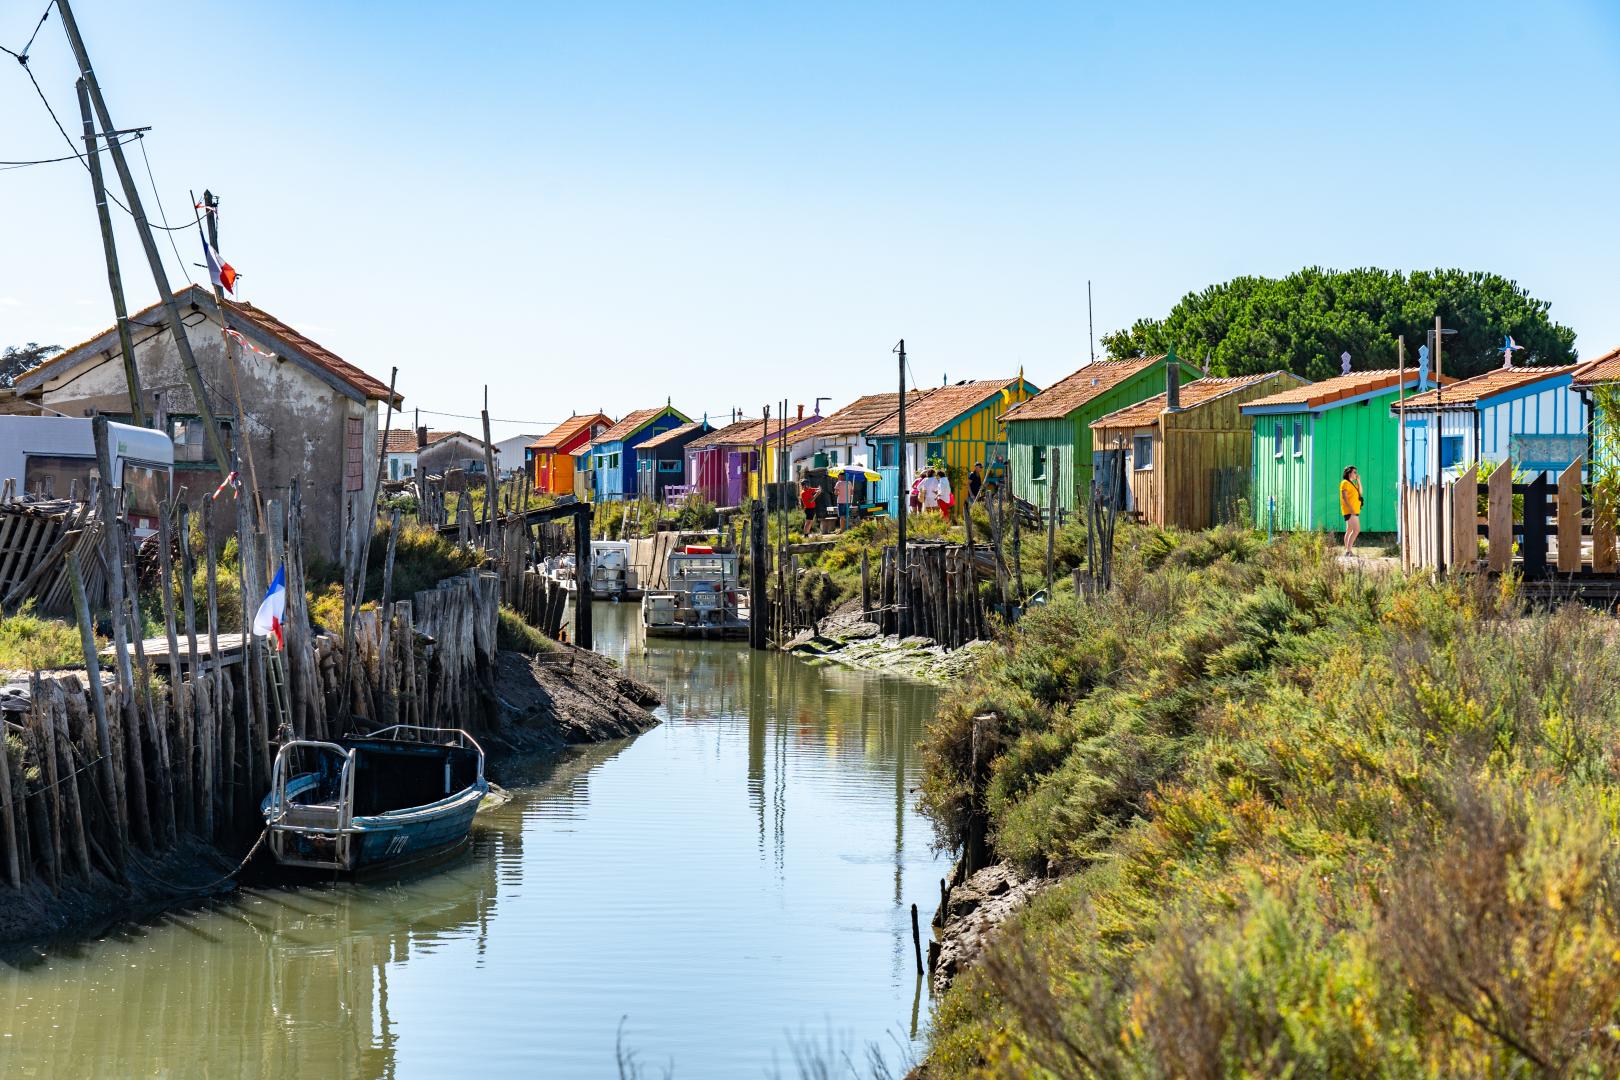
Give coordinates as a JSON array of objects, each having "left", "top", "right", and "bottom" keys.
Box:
[
  {"left": 749, "top": 500, "right": 768, "bottom": 650},
  {"left": 860, "top": 548, "right": 871, "bottom": 620},
  {"left": 573, "top": 502, "right": 593, "bottom": 650},
  {"left": 156, "top": 502, "right": 192, "bottom": 834},
  {"left": 67, "top": 552, "right": 124, "bottom": 869},
  {"left": 911, "top": 902, "right": 924, "bottom": 976},
  {"left": 378, "top": 509, "right": 401, "bottom": 727}
]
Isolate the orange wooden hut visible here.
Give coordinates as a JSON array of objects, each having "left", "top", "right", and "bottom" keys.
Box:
[{"left": 528, "top": 412, "right": 611, "bottom": 495}]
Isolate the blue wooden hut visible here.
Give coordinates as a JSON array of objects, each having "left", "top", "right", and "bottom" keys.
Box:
[
  {"left": 585, "top": 404, "right": 689, "bottom": 501},
  {"left": 1394, "top": 364, "right": 1586, "bottom": 484}
]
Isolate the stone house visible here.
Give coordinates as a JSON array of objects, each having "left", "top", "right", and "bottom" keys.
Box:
[{"left": 8, "top": 285, "right": 399, "bottom": 560}]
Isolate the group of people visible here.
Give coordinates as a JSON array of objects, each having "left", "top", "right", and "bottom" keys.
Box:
[{"left": 795, "top": 453, "right": 1014, "bottom": 534}]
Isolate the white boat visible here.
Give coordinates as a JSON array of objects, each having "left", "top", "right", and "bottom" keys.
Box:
[
  {"left": 641, "top": 546, "right": 748, "bottom": 638},
  {"left": 588, "top": 540, "right": 639, "bottom": 599}
]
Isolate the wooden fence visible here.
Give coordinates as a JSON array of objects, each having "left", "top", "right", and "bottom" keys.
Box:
[{"left": 1400, "top": 457, "right": 1619, "bottom": 579}]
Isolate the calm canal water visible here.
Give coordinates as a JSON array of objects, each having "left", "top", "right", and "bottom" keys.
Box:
[{"left": 0, "top": 603, "right": 945, "bottom": 1078}]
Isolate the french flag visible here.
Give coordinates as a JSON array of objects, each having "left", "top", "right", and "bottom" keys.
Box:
[
  {"left": 252, "top": 565, "right": 287, "bottom": 648},
  {"left": 201, "top": 233, "right": 238, "bottom": 294}
]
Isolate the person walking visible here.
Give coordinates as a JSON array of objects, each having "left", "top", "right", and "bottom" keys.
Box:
[
  {"left": 968, "top": 462, "right": 984, "bottom": 502},
  {"left": 1339, "top": 465, "right": 1363, "bottom": 556},
  {"left": 935, "top": 468, "right": 954, "bottom": 519},
  {"left": 909, "top": 469, "right": 925, "bottom": 514},
  {"left": 920, "top": 468, "right": 940, "bottom": 514},
  {"left": 834, "top": 472, "right": 852, "bottom": 530}
]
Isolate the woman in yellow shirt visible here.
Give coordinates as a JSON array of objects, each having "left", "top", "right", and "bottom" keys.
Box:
[{"left": 1339, "top": 465, "right": 1363, "bottom": 555}]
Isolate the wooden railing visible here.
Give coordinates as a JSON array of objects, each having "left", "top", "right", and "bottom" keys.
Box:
[{"left": 1400, "top": 457, "right": 1618, "bottom": 577}]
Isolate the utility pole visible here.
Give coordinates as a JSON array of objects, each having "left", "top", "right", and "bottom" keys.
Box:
[
  {"left": 76, "top": 78, "right": 144, "bottom": 426},
  {"left": 895, "top": 339, "right": 908, "bottom": 636},
  {"left": 1087, "top": 280, "right": 1096, "bottom": 363},
  {"left": 194, "top": 188, "right": 263, "bottom": 520},
  {"left": 1433, "top": 316, "right": 1447, "bottom": 572},
  {"left": 54, "top": 0, "right": 232, "bottom": 478}
]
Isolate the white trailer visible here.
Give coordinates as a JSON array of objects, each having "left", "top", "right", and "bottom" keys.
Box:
[{"left": 0, "top": 416, "right": 175, "bottom": 536}]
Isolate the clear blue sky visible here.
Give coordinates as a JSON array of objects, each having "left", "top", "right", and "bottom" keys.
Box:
[{"left": 3, "top": 1, "right": 1617, "bottom": 443}]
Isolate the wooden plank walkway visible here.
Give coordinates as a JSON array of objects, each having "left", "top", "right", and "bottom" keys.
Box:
[{"left": 104, "top": 632, "right": 247, "bottom": 667}]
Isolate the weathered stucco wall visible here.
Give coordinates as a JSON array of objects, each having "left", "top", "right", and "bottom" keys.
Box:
[{"left": 36, "top": 307, "right": 376, "bottom": 561}]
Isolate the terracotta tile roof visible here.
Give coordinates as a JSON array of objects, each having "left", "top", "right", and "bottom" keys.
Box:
[
  {"left": 587, "top": 407, "right": 668, "bottom": 448},
  {"left": 692, "top": 415, "right": 820, "bottom": 448},
  {"left": 422, "top": 430, "right": 486, "bottom": 449},
  {"left": 383, "top": 429, "right": 421, "bottom": 453},
  {"left": 866, "top": 379, "right": 1025, "bottom": 437},
  {"left": 639, "top": 420, "right": 712, "bottom": 450},
  {"left": 1395, "top": 364, "right": 1580, "bottom": 410},
  {"left": 1092, "top": 372, "right": 1300, "bottom": 429},
  {"left": 1002, "top": 357, "right": 1164, "bottom": 422},
  {"left": 16, "top": 285, "right": 400, "bottom": 405},
  {"left": 1240, "top": 368, "right": 1451, "bottom": 411},
  {"left": 528, "top": 412, "right": 611, "bottom": 451},
  {"left": 1572, "top": 345, "right": 1620, "bottom": 387},
  {"left": 787, "top": 391, "right": 931, "bottom": 444}
]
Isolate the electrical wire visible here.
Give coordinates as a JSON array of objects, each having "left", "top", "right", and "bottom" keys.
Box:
[
  {"left": 0, "top": 131, "right": 137, "bottom": 170},
  {"left": 138, "top": 132, "right": 195, "bottom": 286},
  {"left": 0, "top": 0, "right": 53, "bottom": 61}
]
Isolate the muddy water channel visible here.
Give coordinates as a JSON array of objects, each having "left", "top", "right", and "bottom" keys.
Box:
[{"left": 0, "top": 603, "right": 944, "bottom": 1078}]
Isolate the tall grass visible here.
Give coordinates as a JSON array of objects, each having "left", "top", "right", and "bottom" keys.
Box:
[
  {"left": 0, "top": 602, "right": 95, "bottom": 671},
  {"left": 922, "top": 522, "right": 1620, "bottom": 1077}
]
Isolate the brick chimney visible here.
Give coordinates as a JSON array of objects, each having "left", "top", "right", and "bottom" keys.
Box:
[
  {"left": 797, "top": 403, "right": 804, "bottom": 421},
  {"left": 1165, "top": 363, "right": 1182, "bottom": 413},
  {"left": 417, "top": 425, "right": 429, "bottom": 449}
]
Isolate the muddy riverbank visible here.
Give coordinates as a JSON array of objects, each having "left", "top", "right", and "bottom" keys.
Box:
[{"left": 0, "top": 644, "right": 660, "bottom": 954}]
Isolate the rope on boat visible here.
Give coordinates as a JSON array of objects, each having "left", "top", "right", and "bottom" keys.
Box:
[{"left": 177, "top": 826, "right": 270, "bottom": 897}]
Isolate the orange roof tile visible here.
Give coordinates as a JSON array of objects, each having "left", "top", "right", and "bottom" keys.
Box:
[
  {"left": 866, "top": 379, "right": 1025, "bottom": 437},
  {"left": 1240, "top": 368, "right": 1451, "bottom": 411},
  {"left": 1572, "top": 346, "right": 1620, "bottom": 387},
  {"left": 382, "top": 429, "right": 421, "bottom": 453},
  {"left": 17, "top": 285, "right": 400, "bottom": 405},
  {"left": 528, "top": 412, "right": 611, "bottom": 451},
  {"left": 786, "top": 392, "right": 925, "bottom": 443},
  {"left": 639, "top": 420, "right": 712, "bottom": 450},
  {"left": 1395, "top": 365, "right": 1580, "bottom": 410},
  {"left": 1092, "top": 372, "right": 1301, "bottom": 429},
  {"left": 1002, "top": 357, "right": 1165, "bottom": 422}
]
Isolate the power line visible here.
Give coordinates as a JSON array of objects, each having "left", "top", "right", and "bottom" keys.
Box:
[
  {"left": 137, "top": 132, "right": 193, "bottom": 286},
  {"left": 0, "top": 0, "right": 54, "bottom": 62},
  {"left": 0, "top": 131, "right": 138, "bottom": 169}
]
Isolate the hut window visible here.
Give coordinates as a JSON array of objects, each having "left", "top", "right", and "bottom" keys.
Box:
[
  {"left": 879, "top": 443, "right": 897, "bottom": 468},
  {"left": 828, "top": 450, "right": 840, "bottom": 466},
  {"left": 1292, "top": 419, "right": 1304, "bottom": 457},
  {"left": 1273, "top": 423, "right": 1284, "bottom": 458},
  {"left": 926, "top": 441, "right": 944, "bottom": 465},
  {"left": 1133, "top": 435, "right": 1154, "bottom": 471},
  {"left": 1031, "top": 445, "right": 1047, "bottom": 480},
  {"left": 1439, "top": 436, "right": 1464, "bottom": 470},
  {"left": 658, "top": 460, "right": 681, "bottom": 473}
]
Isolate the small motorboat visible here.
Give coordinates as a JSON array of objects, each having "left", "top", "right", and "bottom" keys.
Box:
[
  {"left": 262, "top": 725, "right": 488, "bottom": 874},
  {"left": 641, "top": 546, "right": 749, "bottom": 638}
]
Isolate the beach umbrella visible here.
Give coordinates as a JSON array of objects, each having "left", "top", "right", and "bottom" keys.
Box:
[{"left": 826, "top": 464, "right": 881, "bottom": 481}]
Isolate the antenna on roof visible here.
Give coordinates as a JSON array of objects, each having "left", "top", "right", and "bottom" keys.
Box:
[{"left": 1088, "top": 279, "right": 1096, "bottom": 362}]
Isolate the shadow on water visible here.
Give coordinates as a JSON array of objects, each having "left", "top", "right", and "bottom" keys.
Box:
[{"left": 0, "top": 604, "right": 944, "bottom": 1079}]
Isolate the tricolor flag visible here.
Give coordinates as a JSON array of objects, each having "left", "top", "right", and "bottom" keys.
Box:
[
  {"left": 252, "top": 565, "right": 287, "bottom": 648},
  {"left": 201, "top": 233, "right": 238, "bottom": 294},
  {"left": 210, "top": 470, "right": 239, "bottom": 501}
]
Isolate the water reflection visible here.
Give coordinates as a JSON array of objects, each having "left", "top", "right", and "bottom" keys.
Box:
[{"left": 0, "top": 606, "right": 943, "bottom": 1079}]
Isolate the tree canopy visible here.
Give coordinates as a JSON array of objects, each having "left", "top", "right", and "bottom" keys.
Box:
[
  {"left": 1101, "top": 268, "right": 1579, "bottom": 382},
  {"left": 0, "top": 343, "right": 62, "bottom": 389}
]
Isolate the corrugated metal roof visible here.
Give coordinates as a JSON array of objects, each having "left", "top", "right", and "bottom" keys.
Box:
[
  {"left": 1395, "top": 365, "right": 1580, "bottom": 410},
  {"left": 1091, "top": 372, "right": 1299, "bottom": 429},
  {"left": 1002, "top": 357, "right": 1163, "bottom": 421}
]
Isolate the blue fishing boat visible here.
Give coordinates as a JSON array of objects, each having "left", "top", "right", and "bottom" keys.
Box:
[{"left": 261, "top": 725, "right": 488, "bottom": 874}]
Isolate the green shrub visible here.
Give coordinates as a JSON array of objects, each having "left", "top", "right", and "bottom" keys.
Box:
[
  {"left": 0, "top": 602, "right": 94, "bottom": 670},
  {"left": 920, "top": 522, "right": 1620, "bottom": 1078},
  {"left": 497, "top": 606, "right": 556, "bottom": 654}
]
